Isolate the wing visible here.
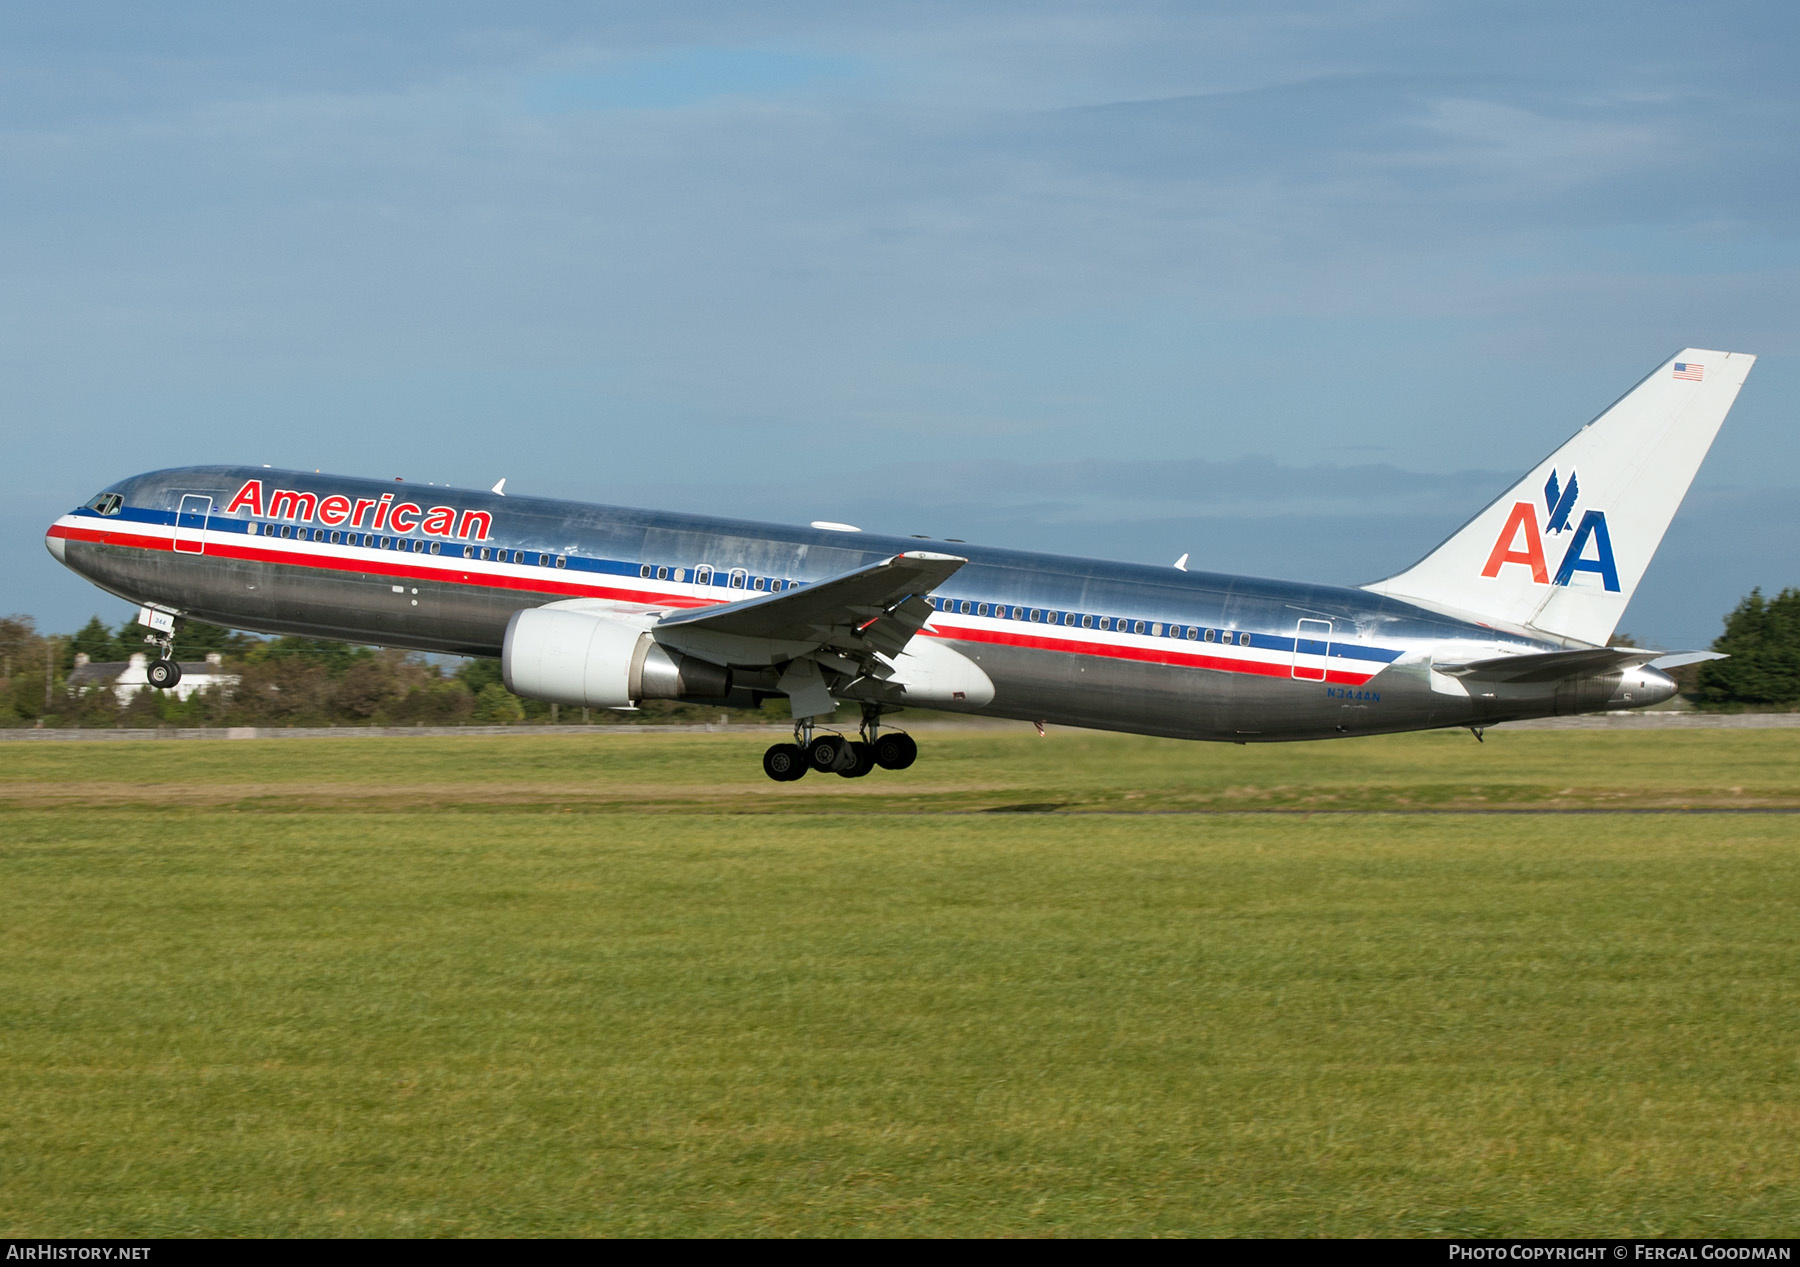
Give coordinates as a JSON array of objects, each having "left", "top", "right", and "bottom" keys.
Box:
[{"left": 654, "top": 550, "right": 966, "bottom": 664}]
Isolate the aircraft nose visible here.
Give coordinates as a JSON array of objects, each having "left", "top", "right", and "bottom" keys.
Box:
[{"left": 44, "top": 525, "right": 66, "bottom": 564}]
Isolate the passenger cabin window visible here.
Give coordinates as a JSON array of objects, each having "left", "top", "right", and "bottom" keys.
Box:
[
  {"left": 695, "top": 565, "right": 712, "bottom": 585},
  {"left": 730, "top": 569, "right": 747, "bottom": 589},
  {"left": 1082, "top": 615, "right": 1093, "bottom": 628},
  {"left": 555, "top": 556, "right": 568, "bottom": 569}
]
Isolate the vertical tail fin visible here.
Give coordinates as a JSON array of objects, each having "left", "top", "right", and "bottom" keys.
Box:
[{"left": 1364, "top": 348, "right": 1755, "bottom": 645}]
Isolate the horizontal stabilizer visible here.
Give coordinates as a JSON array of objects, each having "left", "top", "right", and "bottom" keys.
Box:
[
  {"left": 1435, "top": 646, "right": 1719, "bottom": 683},
  {"left": 1646, "top": 650, "right": 1726, "bottom": 671}
]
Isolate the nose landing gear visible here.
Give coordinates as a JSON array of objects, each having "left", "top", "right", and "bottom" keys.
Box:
[
  {"left": 141, "top": 620, "right": 184, "bottom": 691},
  {"left": 760, "top": 703, "right": 915, "bottom": 782}
]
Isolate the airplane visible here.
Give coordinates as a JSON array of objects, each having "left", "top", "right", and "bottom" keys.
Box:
[{"left": 44, "top": 347, "right": 1751, "bottom": 781}]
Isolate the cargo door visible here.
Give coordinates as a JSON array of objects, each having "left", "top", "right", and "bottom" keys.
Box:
[{"left": 1291, "top": 618, "right": 1331, "bottom": 681}]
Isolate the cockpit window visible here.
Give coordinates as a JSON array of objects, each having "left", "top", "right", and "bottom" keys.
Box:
[{"left": 86, "top": 493, "right": 123, "bottom": 516}]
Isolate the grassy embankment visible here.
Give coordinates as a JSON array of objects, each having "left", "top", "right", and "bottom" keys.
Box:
[{"left": 2, "top": 728, "right": 1797, "bottom": 1235}]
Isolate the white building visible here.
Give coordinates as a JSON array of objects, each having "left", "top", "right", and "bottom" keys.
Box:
[{"left": 67, "top": 652, "right": 240, "bottom": 706}]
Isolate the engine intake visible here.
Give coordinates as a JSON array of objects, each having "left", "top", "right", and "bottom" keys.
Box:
[{"left": 502, "top": 607, "right": 732, "bottom": 707}]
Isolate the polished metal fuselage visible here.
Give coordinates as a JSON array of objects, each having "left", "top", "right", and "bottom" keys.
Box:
[{"left": 46, "top": 465, "right": 1668, "bottom": 741}]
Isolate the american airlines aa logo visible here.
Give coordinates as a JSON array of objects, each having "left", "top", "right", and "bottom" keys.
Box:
[{"left": 1479, "top": 468, "right": 1620, "bottom": 592}]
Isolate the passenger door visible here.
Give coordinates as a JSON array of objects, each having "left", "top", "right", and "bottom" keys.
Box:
[
  {"left": 1291, "top": 618, "right": 1331, "bottom": 681},
  {"left": 174, "top": 495, "right": 212, "bottom": 555}
]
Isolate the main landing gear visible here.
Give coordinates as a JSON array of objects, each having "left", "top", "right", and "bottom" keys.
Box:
[{"left": 762, "top": 704, "right": 918, "bottom": 782}]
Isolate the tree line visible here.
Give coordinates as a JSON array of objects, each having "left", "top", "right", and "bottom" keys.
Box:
[
  {"left": 2, "top": 587, "right": 1798, "bottom": 728},
  {"left": 0, "top": 614, "right": 778, "bottom": 729}
]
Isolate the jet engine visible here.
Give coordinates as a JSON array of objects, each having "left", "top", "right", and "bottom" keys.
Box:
[{"left": 502, "top": 606, "right": 731, "bottom": 708}]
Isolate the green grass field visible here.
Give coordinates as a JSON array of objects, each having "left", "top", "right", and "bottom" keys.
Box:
[{"left": 3, "top": 728, "right": 1797, "bottom": 1236}]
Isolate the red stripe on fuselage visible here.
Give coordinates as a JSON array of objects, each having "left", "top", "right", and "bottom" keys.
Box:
[
  {"left": 47, "top": 522, "right": 1381, "bottom": 686},
  {"left": 48, "top": 521, "right": 714, "bottom": 609},
  {"left": 935, "top": 623, "right": 1378, "bottom": 685}
]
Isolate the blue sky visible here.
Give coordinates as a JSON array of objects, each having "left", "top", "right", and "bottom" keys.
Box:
[{"left": 4, "top": 2, "right": 1797, "bottom": 647}]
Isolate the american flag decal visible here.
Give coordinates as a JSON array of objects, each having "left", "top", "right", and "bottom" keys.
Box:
[{"left": 1673, "top": 362, "right": 1704, "bottom": 381}]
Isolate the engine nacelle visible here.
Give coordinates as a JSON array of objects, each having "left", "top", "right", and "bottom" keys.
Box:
[{"left": 502, "top": 607, "right": 731, "bottom": 707}]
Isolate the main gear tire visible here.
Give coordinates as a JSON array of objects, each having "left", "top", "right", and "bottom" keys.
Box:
[
  {"left": 872, "top": 731, "right": 917, "bottom": 770},
  {"left": 837, "top": 741, "right": 876, "bottom": 778},
  {"left": 762, "top": 743, "right": 807, "bottom": 782},
  {"left": 146, "top": 659, "right": 182, "bottom": 689},
  {"left": 807, "top": 734, "right": 849, "bottom": 773}
]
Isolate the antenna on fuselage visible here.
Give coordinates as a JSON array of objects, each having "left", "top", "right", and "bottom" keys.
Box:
[
  {"left": 491, "top": 479, "right": 507, "bottom": 496},
  {"left": 1173, "top": 553, "right": 1189, "bottom": 572}
]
